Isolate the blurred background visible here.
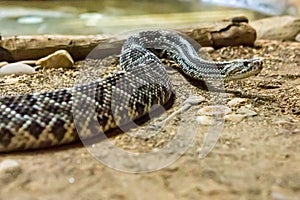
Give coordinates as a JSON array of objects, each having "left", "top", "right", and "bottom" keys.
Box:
[{"left": 0, "top": 0, "right": 299, "bottom": 36}]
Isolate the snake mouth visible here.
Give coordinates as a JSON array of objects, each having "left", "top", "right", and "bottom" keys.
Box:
[
  {"left": 226, "top": 64, "right": 263, "bottom": 81},
  {"left": 221, "top": 57, "right": 264, "bottom": 81}
]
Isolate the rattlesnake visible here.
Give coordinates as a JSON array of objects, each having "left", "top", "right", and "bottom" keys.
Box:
[{"left": 0, "top": 30, "right": 263, "bottom": 152}]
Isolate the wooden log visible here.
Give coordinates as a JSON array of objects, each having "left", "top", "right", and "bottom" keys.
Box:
[
  {"left": 0, "top": 35, "right": 111, "bottom": 62},
  {"left": 0, "top": 18, "right": 256, "bottom": 62}
]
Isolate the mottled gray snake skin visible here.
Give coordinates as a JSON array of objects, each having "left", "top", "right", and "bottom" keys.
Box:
[{"left": 0, "top": 30, "right": 263, "bottom": 152}]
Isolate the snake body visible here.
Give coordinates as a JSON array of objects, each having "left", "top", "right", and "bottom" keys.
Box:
[{"left": 0, "top": 30, "right": 263, "bottom": 152}]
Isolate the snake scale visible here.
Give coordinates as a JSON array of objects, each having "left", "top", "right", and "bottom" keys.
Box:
[{"left": 0, "top": 30, "right": 263, "bottom": 152}]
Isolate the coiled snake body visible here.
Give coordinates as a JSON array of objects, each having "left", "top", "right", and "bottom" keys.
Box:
[{"left": 0, "top": 30, "right": 263, "bottom": 152}]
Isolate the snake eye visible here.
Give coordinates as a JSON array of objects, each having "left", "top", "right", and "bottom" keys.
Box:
[
  {"left": 251, "top": 58, "right": 263, "bottom": 71},
  {"left": 244, "top": 60, "right": 252, "bottom": 67}
]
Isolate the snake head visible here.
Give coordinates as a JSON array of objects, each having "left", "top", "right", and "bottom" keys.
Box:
[{"left": 224, "top": 58, "right": 263, "bottom": 81}]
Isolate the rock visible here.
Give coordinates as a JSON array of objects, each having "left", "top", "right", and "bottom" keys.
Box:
[
  {"left": 292, "top": 128, "right": 300, "bottom": 135},
  {"left": 198, "top": 105, "right": 232, "bottom": 116},
  {"left": 227, "top": 98, "right": 247, "bottom": 107},
  {"left": 0, "top": 159, "right": 20, "bottom": 172},
  {"left": 196, "top": 116, "right": 213, "bottom": 125},
  {"left": 236, "top": 107, "right": 257, "bottom": 117},
  {"left": 0, "top": 62, "right": 35, "bottom": 76},
  {"left": 0, "top": 61, "right": 8, "bottom": 68},
  {"left": 198, "top": 48, "right": 213, "bottom": 60},
  {"left": 0, "top": 159, "right": 22, "bottom": 182},
  {"left": 201, "top": 47, "right": 214, "bottom": 53},
  {"left": 296, "top": 33, "right": 300, "bottom": 42},
  {"left": 183, "top": 96, "right": 206, "bottom": 106},
  {"left": 68, "top": 177, "right": 75, "bottom": 184},
  {"left": 224, "top": 114, "right": 246, "bottom": 122},
  {"left": 250, "top": 16, "right": 300, "bottom": 41},
  {"left": 36, "top": 49, "right": 74, "bottom": 69}
]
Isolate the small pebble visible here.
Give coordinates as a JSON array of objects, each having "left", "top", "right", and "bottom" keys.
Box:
[
  {"left": 292, "top": 128, "right": 300, "bottom": 135},
  {"left": 224, "top": 114, "right": 246, "bottom": 122},
  {"left": 0, "top": 159, "right": 20, "bottom": 172},
  {"left": 36, "top": 49, "right": 74, "bottom": 69},
  {"left": 198, "top": 105, "right": 232, "bottom": 116},
  {"left": 0, "top": 159, "right": 22, "bottom": 182},
  {"left": 69, "top": 177, "right": 75, "bottom": 184},
  {"left": 236, "top": 107, "right": 257, "bottom": 117},
  {"left": 0, "top": 62, "right": 35, "bottom": 76},
  {"left": 227, "top": 98, "right": 247, "bottom": 107},
  {"left": 183, "top": 95, "right": 206, "bottom": 105},
  {"left": 201, "top": 47, "right": 214, "bottom": 53},
  {"left": 198, "top": 47, "right": 214, "bottom": 60}
]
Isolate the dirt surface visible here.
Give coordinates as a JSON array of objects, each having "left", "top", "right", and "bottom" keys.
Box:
[{"left": 0, "top": 39, "right": 299, "bottom": 200}]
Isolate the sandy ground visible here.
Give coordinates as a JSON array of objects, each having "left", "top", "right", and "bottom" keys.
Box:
[{"left": 0, "top": 39, "right": 299, "bottom": 200}]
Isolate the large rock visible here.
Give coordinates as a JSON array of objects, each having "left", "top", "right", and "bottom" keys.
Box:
[
  {"left": 0, "top": 62, "right": 35, "bottom": 76},
  {"left": 36, "top": 49, "right": 74, "bottom": 69},
  {"left": 250, "top": 16, "right": 300, "bottom": 41}
]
